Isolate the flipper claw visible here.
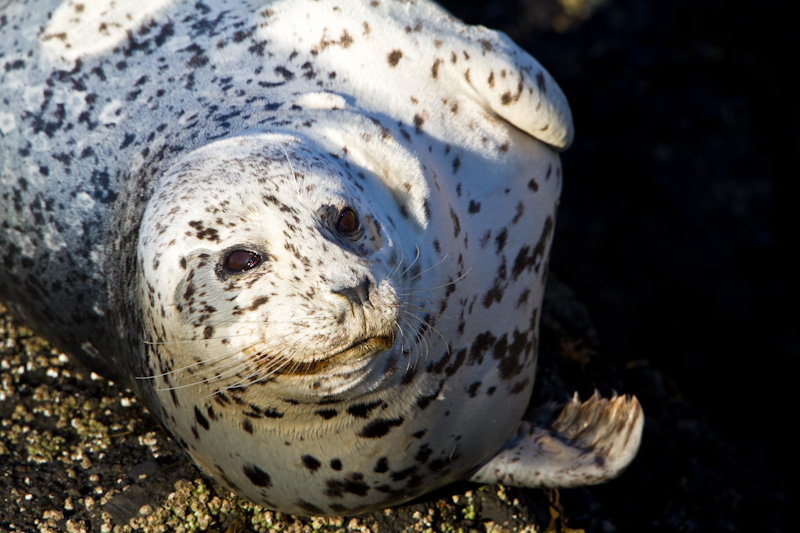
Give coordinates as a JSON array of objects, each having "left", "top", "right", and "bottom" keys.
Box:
[{"left": 469, "top": 392, "right": 643, "bottom": 488}]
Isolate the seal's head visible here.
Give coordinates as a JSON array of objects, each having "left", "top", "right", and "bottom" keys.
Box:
[
  {"left": 137, "top": 133, "right": 435, "bottom": 401},
  {"left": 132, "top": 127, "right": 494, "bottom": 515}
]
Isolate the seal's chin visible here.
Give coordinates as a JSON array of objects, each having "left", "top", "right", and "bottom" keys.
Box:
[{"left": 282, "top": 334, "right": 395, "bottom": 376}]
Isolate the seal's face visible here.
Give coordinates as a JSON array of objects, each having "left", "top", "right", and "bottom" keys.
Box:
[{"left": 138, "top": 134, "right": 431, "bottom": 400}]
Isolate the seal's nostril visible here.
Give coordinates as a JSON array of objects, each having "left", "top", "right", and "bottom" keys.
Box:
[{"left": 333, "top": 279, "right": 371, "bottom": 305}]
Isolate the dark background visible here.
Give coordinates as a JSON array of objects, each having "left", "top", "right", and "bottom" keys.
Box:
[{"left": 440, "top": 0, "right": 793, "bottom": 530}]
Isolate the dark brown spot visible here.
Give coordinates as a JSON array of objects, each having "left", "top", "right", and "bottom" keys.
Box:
[
  {"left": 511, "top": 215, "right": 554, "bottom": 278},
  {"left": 194, "top": 406, "right": 209, "bottom": 430},
  {"left": 401, "top": 366, "right": 418, "bottom": 385},
  {"left": 449, "top": 207, "right": 461, "bottom": 238},
  {"left": 325, "top": 475, "right": 370, "bottom": 497},
  {"left": 536, "top": 71, "right": 546, "bottom": 92},
  {"left": 483, "top": 279, "right": 505, "bottom": 308},
  {"left": 295, "top": 501, "right": 324, "bottom": 514},
  {"left": 374, "top": 457, "right": 389, "bottom": 473},
  {"left": 274, "top": 65, "right": 294, "bottom": 80},
  {"left": 387, "top": 49, "right": 403, "bottom": 67},
  {"left": 413, "top": 114, "right": 424, "bottom": 133},
  {"left": 512, "top": 202, "right": 525, "bottom": 224},
  {"left": 431, "top": 58, "right": 443, "bottom": 79},
  {"left": 302, "top": 455, "right": 322, "bottom": 472},
  {"left": 469, "top": 331, "right": 497, "bottom": 365},
  {"left": 446, "top": 349, "right": 467, "bottom": 377},
  {"left": 340, "top": 30, "right": 353, "bottom": 48},
  {"left": 243, "top": 464, "right": 272, "bottom": 487},
  {"left": 415, "top": 444, "right": 433, "bottom": 463},
  {"left": 249, "top": 296, "right": 269, "bottom": 310},
  {"left": 496, "top": 330, "right": 529, "bottom": 381},
  {"left": 390, "top": 466, "right": 417, "bottom": 482},
  {"left": 347, "top": 400, "right": 384, "bottom": 418},
  {"left": 359, "top": 417, "right": 404, "bottom": 438},
  {"left": 495, "top": 228, "right": 508, "bottom": 253},
  {"left": 510, "top": 377, "right": 531, "bottom": 394},
  {"left": 516, "top": 288, "right": 531, "bottom": 307}
]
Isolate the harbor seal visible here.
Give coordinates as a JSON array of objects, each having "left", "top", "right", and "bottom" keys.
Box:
[{"left": 0, "top": 0, "right": 643, "bottom": 516}]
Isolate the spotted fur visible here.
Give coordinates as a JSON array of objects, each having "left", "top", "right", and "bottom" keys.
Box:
[{"left": 1, "top": 0, "right": 642, "bottom": 516}]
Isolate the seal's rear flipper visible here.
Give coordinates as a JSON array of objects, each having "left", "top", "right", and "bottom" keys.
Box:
[{"left": 469, "top": 393, "right": 643, "bottom": 487}]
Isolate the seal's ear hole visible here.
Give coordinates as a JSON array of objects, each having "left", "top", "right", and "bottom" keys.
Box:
[
  {"left": 224, "top": 250, "right": 261, "bottom": 274},
  {"left": 335, "top": 207, "right": 361, "bottom": 238}
]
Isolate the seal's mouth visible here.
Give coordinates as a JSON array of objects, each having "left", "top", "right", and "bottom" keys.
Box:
[{"left": 270, "top": 334, "right": 395, "bottom": 376}]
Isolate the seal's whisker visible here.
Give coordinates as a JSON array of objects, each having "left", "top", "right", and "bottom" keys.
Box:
[
  {"left": 148, "top": 316, "right": 395, "bottom": 391},
  {"left": 138, "top": 348, "right": 245, "bottom": 381},
  {"left": 405, "top": 265, "right": 471, "bottom": 292},
  {"left": 277, "top": 135, "right": 306, "bottom": 199},
  {"left": 399, "top": 293, "right": 448, "bottom": 334},
  {"left": 405, "top": 252, "right": 450, "bottom": 284},
  {"left": 152, "top": 355, "right": 255, "bottom": 390},
  {"left": 148, "top": 331, "right": 307, "bottom": 388},
  {"left": 398, "top": 245, "right": 422, "bottom": 279},
  {"left": 410, "top": 313, "right": 448, "bottom": 356},
  {"left": 396, "top": 310, "right": 435, "bottom": 366},
  {"left": 224, "top": 355, "right": 290, "bottom": 391},
  {"left": 210, "top": 355, "right": 292, "bottom": 393},
  {"left": 140, "top": 315, "right": 305, "bottom": 346},
  {"left": 400, "top": 296, "right": 449, "bottom": 355},
  {"left": 400, "top": 331, "right": 418, "bottom": 372},
  {"left": 234, "top": 336, "right": 311, "bottom": 384},
  {"left": 395, "top": 320, "right": 422, "bottom": 372},
  {"left": 155, "top": 366, "right": 241, "bottom": 391},
  {"left": 398, "top": 300, "right": 447, "bottom": 322},
  {"left": 233, "top": 328, "right": 333, "bottom": 386},
  {"left": 387, "top": 247, "right": 406, "bottom": 280}
]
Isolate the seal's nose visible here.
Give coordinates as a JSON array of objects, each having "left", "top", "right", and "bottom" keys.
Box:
[{"left": 333, "top": 279, "right": 371, "bottom": 306}]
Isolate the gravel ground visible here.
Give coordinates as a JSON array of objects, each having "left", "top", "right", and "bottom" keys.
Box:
[{"left": 1, "top": 0, "right": 793, "bottom": 531}]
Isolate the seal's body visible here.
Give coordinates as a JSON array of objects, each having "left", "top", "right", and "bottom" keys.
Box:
[{"left": 1, "top": 0, "right": 642, "bottom": 515}]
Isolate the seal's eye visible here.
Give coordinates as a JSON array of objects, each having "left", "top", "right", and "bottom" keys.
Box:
[
  {"left": 224, "top": 250, "right": 261, "bottom": 273},
  {"left": 335, "top": 207, "right": 361, "bottom": 237}
]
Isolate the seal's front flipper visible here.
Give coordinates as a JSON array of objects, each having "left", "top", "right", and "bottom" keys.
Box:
[{"left": 469, "top": 393, "right": 643, "bottom": 488}]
